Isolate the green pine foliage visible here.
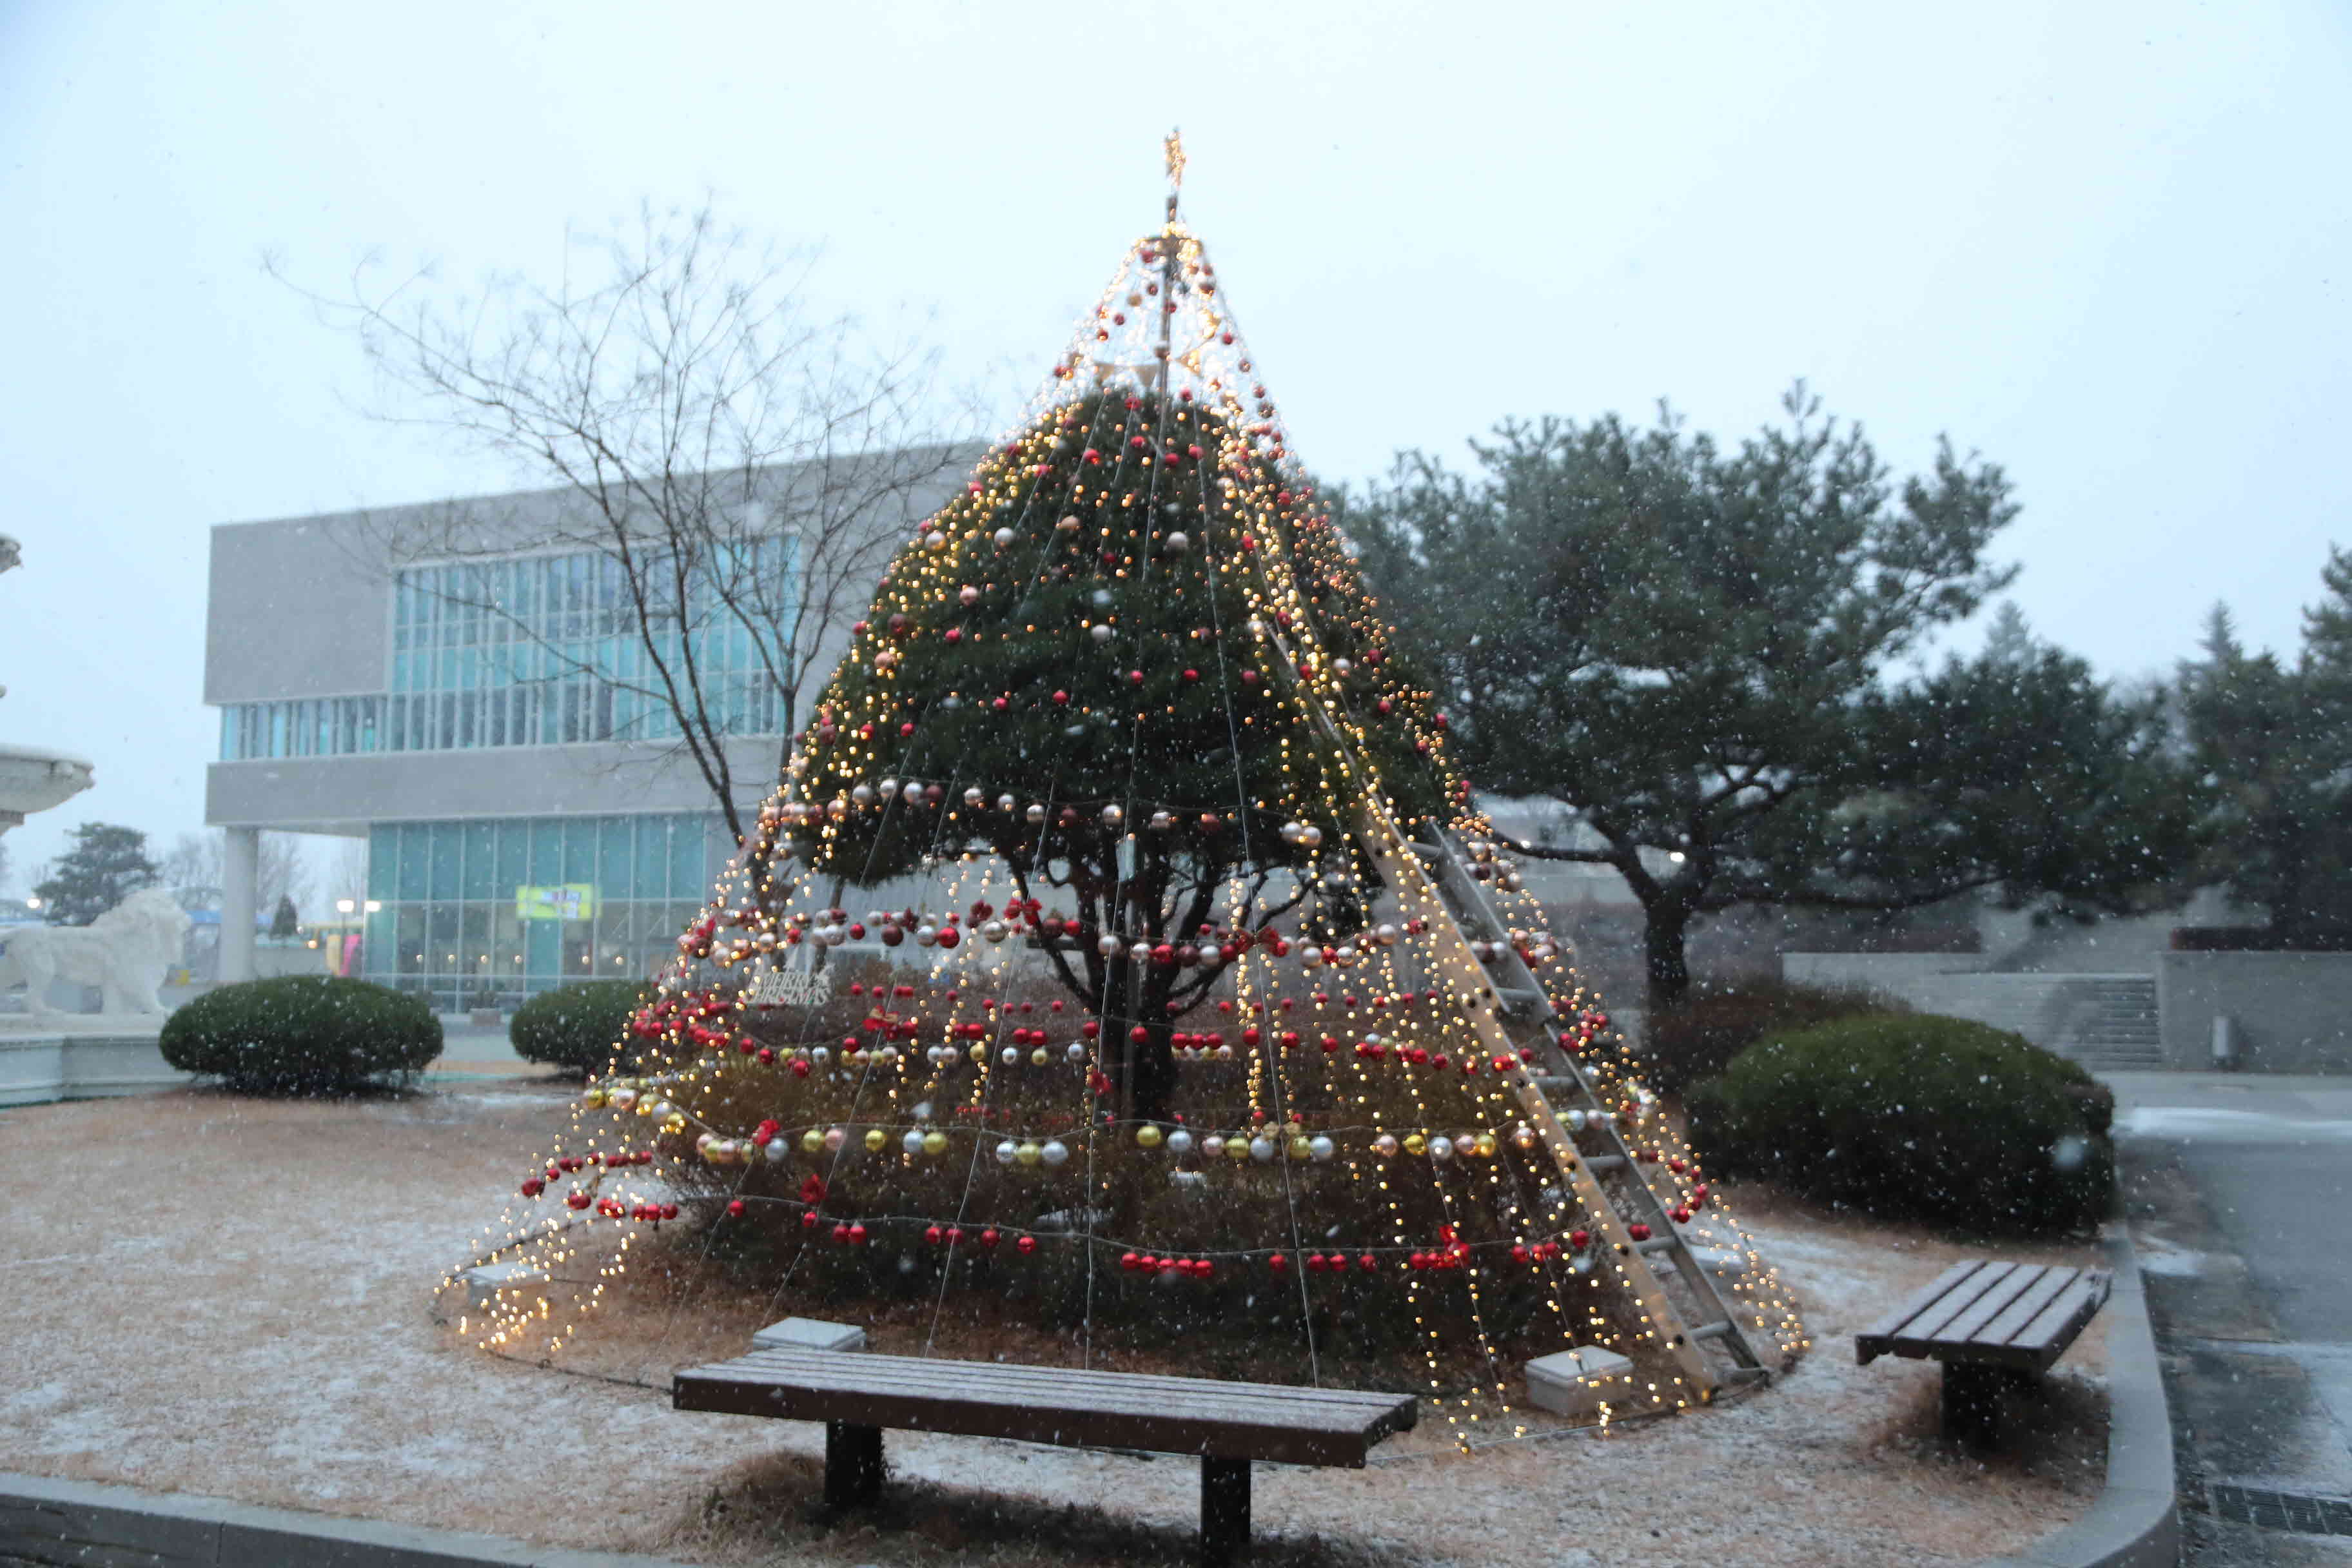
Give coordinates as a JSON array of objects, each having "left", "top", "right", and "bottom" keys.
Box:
[
  {"left": 789, "top": 389, "right": 1450, "bottom": 1113},
  {"left": 32, "top": 822, "right": 161, "bottom": 926},
  {"left": 1346, "top": 391, "right": 2199, "bottom": 1005},
  {"left": 2179, "top": 567, "right": 2352, "bottom": 948}
]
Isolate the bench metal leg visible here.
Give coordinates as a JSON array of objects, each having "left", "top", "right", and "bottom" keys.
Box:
[
  {"left": 1200, "top": 1455, "right": 1250, "bottom": 1565},
  {"left": 825, "top": 1420, "right": 884, "bottom": 1509},
  {"left": 1942, "top": 1362, "right": 2021, "bottom": 1448}
]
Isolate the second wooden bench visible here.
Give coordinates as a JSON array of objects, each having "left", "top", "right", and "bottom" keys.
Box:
[{"left": 1857, "top": 1258, "right": 2111, "bottom": 1446}]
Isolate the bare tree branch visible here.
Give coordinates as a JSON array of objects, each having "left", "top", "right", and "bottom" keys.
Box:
[{"left": 273, "top": 201, "right": 977, "bottom": 845}]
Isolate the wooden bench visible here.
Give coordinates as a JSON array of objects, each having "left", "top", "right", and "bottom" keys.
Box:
[
  {"left": 1857, "top": 1259, "right": 2112, "bottom": 1446},
  {"left": 673, "top": 1344, "right": 1418, "bottom": 1565}
]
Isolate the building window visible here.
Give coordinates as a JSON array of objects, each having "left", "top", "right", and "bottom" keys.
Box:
[
  {"left": 216, "top": 540, "right": 794, "bottom": 761},
  {"left": 360, "top": 813, "right": 724, "bottom": 1012},
  {"left": 382, "top": 545, "right": 793, "bottom": 752},
  {"left": 217, "top": 695, "right": 389, "bottom": 761}
]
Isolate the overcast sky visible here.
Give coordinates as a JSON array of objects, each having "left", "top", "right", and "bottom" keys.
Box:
[{"left": 1, "top": 1, "right": 2346, "bottom": 891}]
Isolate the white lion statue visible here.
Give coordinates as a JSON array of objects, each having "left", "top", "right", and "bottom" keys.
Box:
[{"left": 0, "top": 887, "right": 193, "bottom": 1016}]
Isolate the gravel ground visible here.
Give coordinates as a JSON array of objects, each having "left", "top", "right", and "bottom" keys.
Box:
[{"left": 1, "top": 1081, "right": 2108, "bottom": 1567}]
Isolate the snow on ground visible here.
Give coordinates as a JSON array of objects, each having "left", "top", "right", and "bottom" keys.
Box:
[
  {"left": 2117, "top": 1106, "right": 2352, "bottom": 1142},
  {"left": 0, "top": 1083, "right": 2106, "bottom": 1567}
]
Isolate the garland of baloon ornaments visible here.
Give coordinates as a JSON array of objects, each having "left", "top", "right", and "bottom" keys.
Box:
[{"left": 447, "top": 155, "right": 1805, "bottom": 1447}]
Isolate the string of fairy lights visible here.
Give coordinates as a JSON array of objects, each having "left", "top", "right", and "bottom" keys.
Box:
[{"left": 440, "top": 142, "right": 1806, "bottom": 1447}]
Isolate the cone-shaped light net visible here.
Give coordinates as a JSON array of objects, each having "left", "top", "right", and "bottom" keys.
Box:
[{"left": 444, "top": 211, "right": 1805, "bottom": 1446}]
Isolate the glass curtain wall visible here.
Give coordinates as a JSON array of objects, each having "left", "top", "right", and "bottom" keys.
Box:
[
  {"left": 387, "top": 542, "right": 792, "bottom": 752},
  {"left": 361, "top": 814, "right": 725, "bottom": 1010},
  {"left": 217, "top": 540, "right": 794, "bottom": 761}
]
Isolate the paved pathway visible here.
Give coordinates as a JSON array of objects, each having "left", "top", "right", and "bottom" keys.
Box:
[{"left": 2109, "top": 1072, "right": 2352, "bottom": 1563}]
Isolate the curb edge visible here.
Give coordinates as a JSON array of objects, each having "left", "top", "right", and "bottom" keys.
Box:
[
  {"left": 1978, "top": 1230, "right": 2180, "bottom": 1568},
  {"left": 0, "top": 1469, "right": 698, "bottom": 1568}
]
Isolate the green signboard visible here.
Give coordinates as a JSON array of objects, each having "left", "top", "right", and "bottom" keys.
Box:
[{"left": 514, "top": 883, "right": 597, "bottom": 921}]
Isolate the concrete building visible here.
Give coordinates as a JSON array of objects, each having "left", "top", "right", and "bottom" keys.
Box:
[{"left": 202, "top": 446, "right": 972, "bottom": 1012}]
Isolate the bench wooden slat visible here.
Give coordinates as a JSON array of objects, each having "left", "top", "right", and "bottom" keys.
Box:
[
  {"left": 1856, "top": 1261, "right": 1983, "bottom": 1363},
  {"left": 673, "top": 1346, "right": 1418, "bottom": 1468},
  {"left": 1894, "top": 1260, "right": 2023, "bottom": 1348},
  {"left": 1928, "top": 1264, "right": 2052, "bottom": 1349},
  {"left": 710, "top": 1348, "right": 1405, "bottom": 1427},
  {"left": 1971, "top": 1266, "right": 2081, "bottom": 1351},
  {"left": 1999, "top": 1272, "right": 2112, "bottom": 1371}
]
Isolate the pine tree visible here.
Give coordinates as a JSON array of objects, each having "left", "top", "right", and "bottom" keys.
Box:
[
  {"left": 785, "top": 384, "right": 1447, "bottom": 1117},
  {"left": 31, "top": 823, "right": 159, "bottom": 926},
  {"left": 2183, "top": 565, "right": 2352, "bottom": 945}
]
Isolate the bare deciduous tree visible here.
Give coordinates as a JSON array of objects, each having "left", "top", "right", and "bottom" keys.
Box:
[
  {"left": 278, "top": 202, "right": 974, "bottom": 844},
  {"left": 162, "top": 830, "right": 311, "bottom": 917}
]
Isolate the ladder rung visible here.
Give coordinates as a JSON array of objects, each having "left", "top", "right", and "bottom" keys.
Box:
[
  {"left": 1494, "top": 986, "right": 1543, "bottom": 1006},
  {"left": 1532, "top": 1074, "right": 1584, "bottom": 1095},
  {"left": 1407, "top": 841, "right": 1445, "bottom": 858},
  {"left": 1689, "top": 1320, "right": 1734, "bottom": 1342},
  {"left": 1580, "top": 1154, "right": 1626, "bottom": 1173},
  {"left": 1633, "top": 1235, "right": 1678, "bottom": 1255}
]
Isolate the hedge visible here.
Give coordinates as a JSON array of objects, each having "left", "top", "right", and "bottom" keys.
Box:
[
  {"left": 509, "top": 980, "right": 647, "bottom": 1075},
  {"left": 161, "top": 975, "right": 440, "bottom": 1093},
  {"left": 1686, "top": 1014, "right": 2114, "bottom": 1235},
  {"left": 1643, "top": 979, "right": 1905, "bottom": 1096}
]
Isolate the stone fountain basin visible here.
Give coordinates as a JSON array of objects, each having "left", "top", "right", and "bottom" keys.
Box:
[{"left": 0, "top": 744, "right": 95, "bottom": 820}]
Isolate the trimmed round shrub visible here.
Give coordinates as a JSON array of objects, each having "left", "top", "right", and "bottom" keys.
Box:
[
  {"left": 510, "top": 980, "right": 645, "bottom": 1075},
  {"left": 161, "top": 975, "right": 441, "bottom": 1093},
  {"left": 1643, "top": 979, "right": 1905, "bottom": 1096},
  {"left": 1686, "top": 1014, "right": 2114, "bottom": 1235}
]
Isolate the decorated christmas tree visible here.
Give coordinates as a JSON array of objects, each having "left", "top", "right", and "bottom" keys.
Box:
[{"left": 449, "top": 139, "right": 1803, "bottom": 1444}]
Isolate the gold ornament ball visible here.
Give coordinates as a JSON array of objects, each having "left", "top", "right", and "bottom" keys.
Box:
[
  {"left": 801, "top": 1128, "right": 825, "bottom": 1155},
  {"left": 1135, "top": 1124, "right": 1164, "bottom": 1149},
  {"left": 1286, "top": 1135, "right": 1311, "bottom": 1161},
  {"left": 863, "top": 1128, "right": 887, "bottom": 1153},
  {"left": 1404, "top": 1133, "right": 1428, "bottom": 1157},
  {"left": 1016, "top": 1140, "right": 1043, "bottom": 1167},
  {"left": 921, "top": 1130, "right": 948, "bottom": 1156}
]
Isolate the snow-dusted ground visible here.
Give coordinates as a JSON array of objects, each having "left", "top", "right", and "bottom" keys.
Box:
[{"left": 1, "top": 1082, "right": 2107, "bottom": 1567}]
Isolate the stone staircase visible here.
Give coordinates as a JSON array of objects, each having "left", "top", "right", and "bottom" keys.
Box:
[{"left": 2055, "top": 976, "right": 2162, "bottom": 1072}]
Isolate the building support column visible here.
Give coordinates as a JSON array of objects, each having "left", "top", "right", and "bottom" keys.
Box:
[{"left": 220, "top": 826, "right": 259, "bottom": 984}]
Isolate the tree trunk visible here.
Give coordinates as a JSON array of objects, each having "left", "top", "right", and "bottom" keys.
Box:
[{"left": 1643, "top": 901, "right": 1693, "bottom": 1012}]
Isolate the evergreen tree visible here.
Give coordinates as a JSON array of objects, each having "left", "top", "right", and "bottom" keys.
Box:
[
  {"left": 1348, "top": 395, "right": 2199, "bottom": 1004},
  {"left": 31, "top": 823, "right": 160, "bottom": 926},
  {"left": 2181, "top": 564, "right": 2352, "bottom": 945},
  {"left": 789, "top": 387, "right": 1446, "bottom": 1116}
]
